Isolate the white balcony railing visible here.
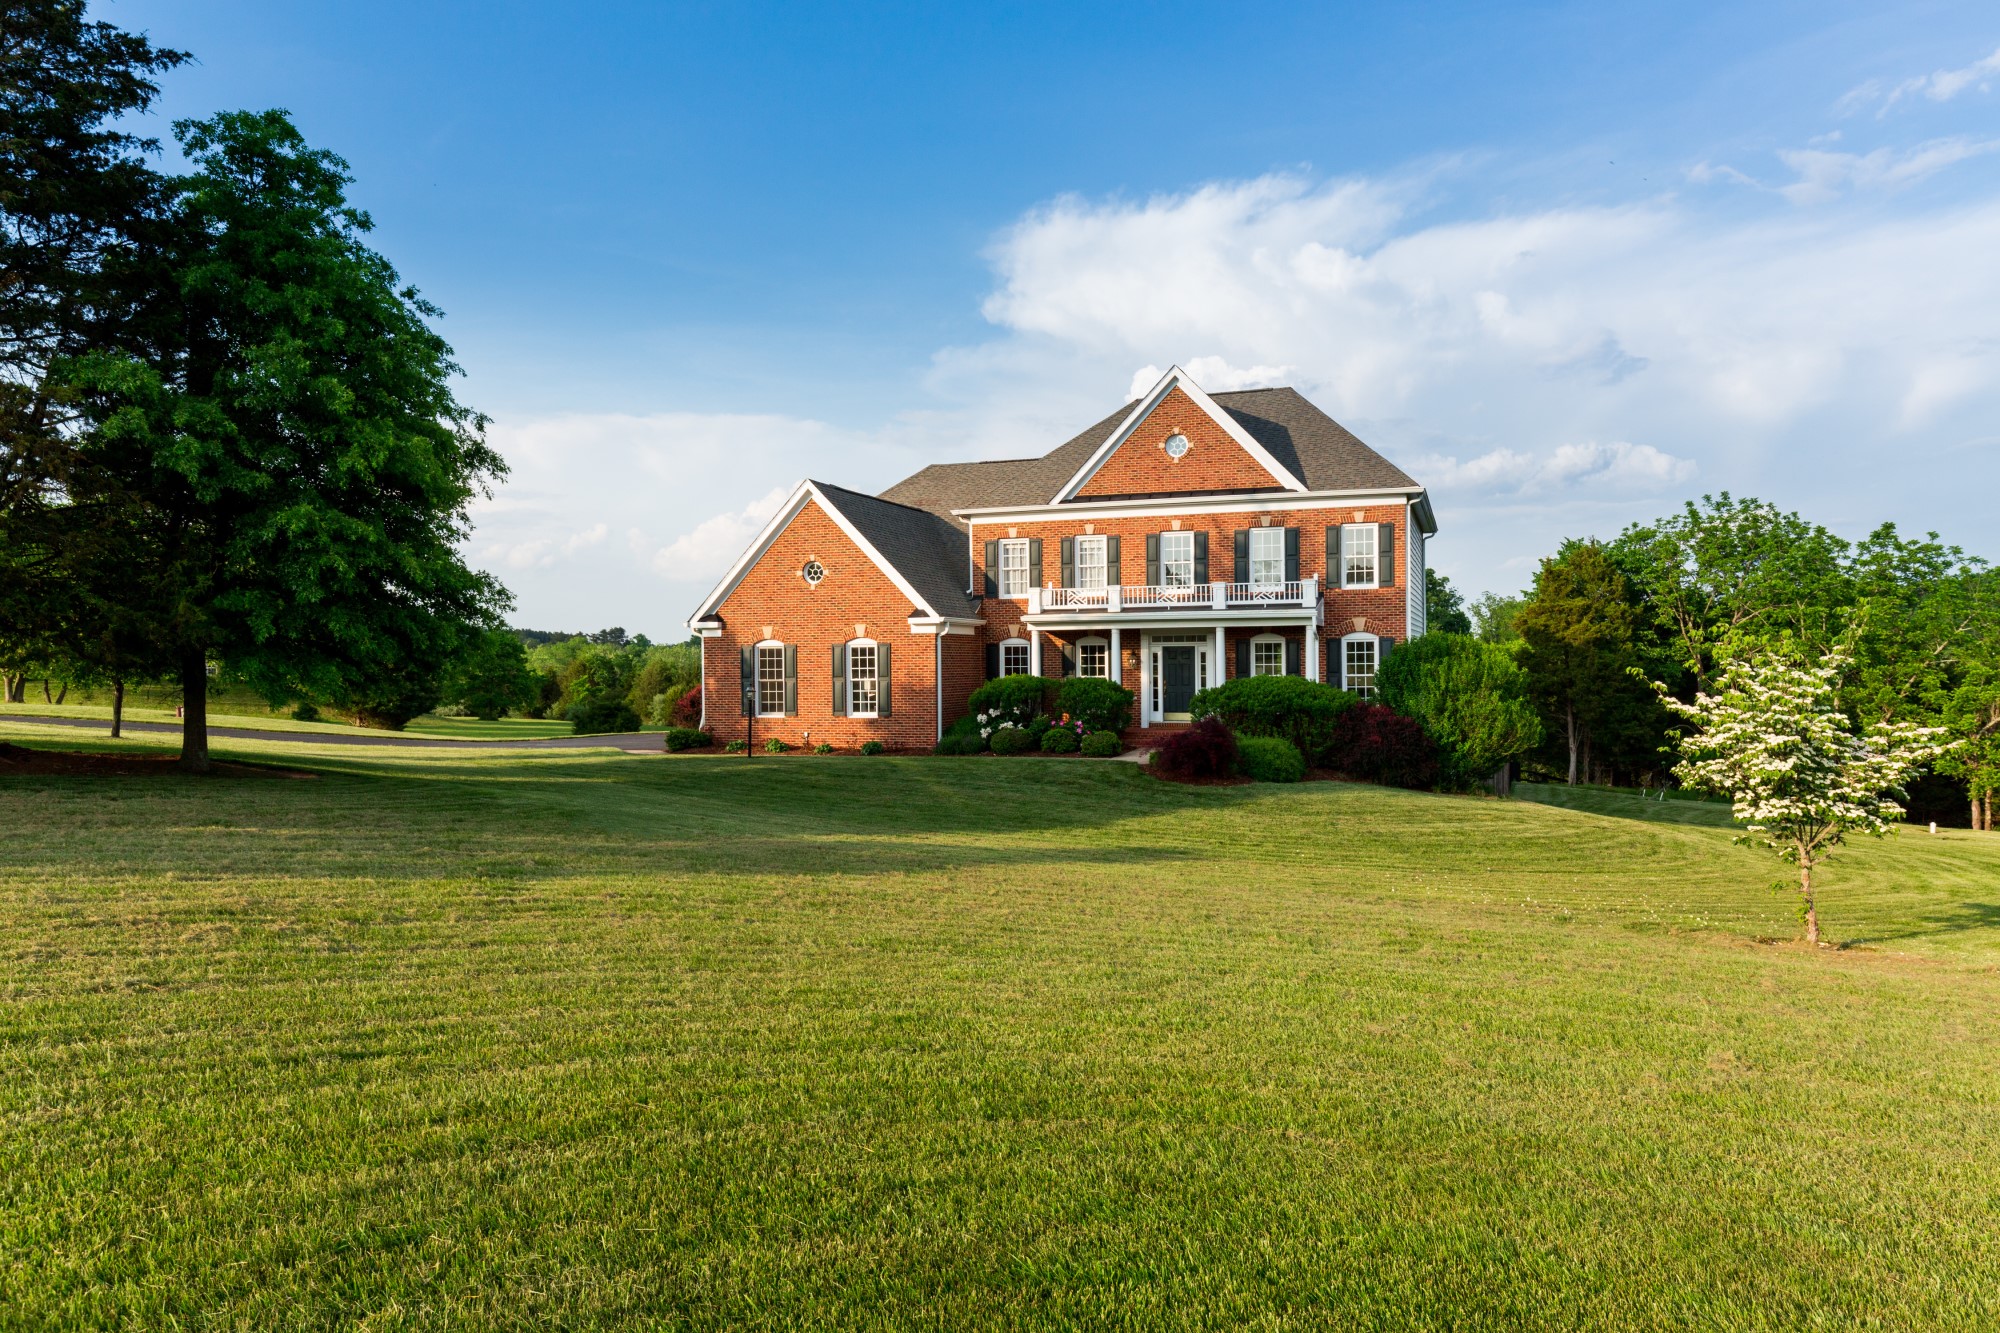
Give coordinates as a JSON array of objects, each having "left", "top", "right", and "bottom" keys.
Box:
[{"left": 1034, "top": 576, "right": 1316, "bottom": 614}]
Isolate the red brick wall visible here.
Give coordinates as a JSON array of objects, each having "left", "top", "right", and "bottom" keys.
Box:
[
  {"left": 707, "top": 499, "right": 942, "bottom": 750},
  {"left": 1075, "top": 386, "right": 1284, "bottom": 498}
]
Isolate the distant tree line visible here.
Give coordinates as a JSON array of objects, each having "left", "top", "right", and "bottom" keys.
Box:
[{"left": 1428, "top": 494, "right": 2000, "bottom": 826}]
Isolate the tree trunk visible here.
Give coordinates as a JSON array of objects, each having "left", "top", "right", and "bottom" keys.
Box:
[
  {"left": 1565, "top": 702, "right": 1578, "bottom": 786},
  {"left": 53, "top": 682, "right": 66, "bottom": 705},
  {"left": 5, "top": 673, "right": 21, "bottom": 703},
  {"left": 111, "top": 678, "right": 125, "bottom": 739},
  {"left": 1800, "top": 851, "right": 1819, "bottom": 946},
  {"left": 42, "top": 678, "right": 51, "bottom": 703},
  {"left": 179, "top": 651, "right": 211, "bottom": 773}
]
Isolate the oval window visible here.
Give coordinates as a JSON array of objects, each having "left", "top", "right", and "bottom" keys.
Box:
[
  {"left": 801, "top": 560, "right": 825, "bottom": 585},
  {"left": 1162, "top": 432, "right": 1190, "bottom": 459}
]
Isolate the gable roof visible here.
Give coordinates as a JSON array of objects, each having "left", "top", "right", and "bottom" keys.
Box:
[
  {"left": 879, "top": 383, "right": 1419, "bottom": 521},
  {"left": 689, "top": 479, "right": 977, "bottom": 626},
  {"left": 1055, "top": 366, "right": 1306, "bottom": 500}
]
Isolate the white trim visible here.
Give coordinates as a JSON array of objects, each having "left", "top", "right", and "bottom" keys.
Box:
[
  {"left": 1052, "top": 365, "right": 1308, "bottom": 502},
  {"left": 958, "top": 486, "right": 1425, "bottom": 525},
  {"left": 1026, "top": 607, "right": 1317, "bottom": 630},
  {"left": 1249, "top": 632, "right": 1287, "bottom": 677},
  {"left": 1339, "top": 523, "right": 1380, "bottom": 591},
  {"left": 1339, "top": 632, "right": 1382, "bottom": 699},
  {"left": 1074, "top": 633, "right": 1111, "bottom": 680},
  {"left": 688, "top": 480, "right": 942, "bottom": 628},
  {"left": 844, "top": 637, "right": 881, "bottom": 719},
  {"left": 998, "top": 637, "right": 1032, "bottom": 678},
  {"left": 753, "top": 639, "right": 788, "bottom": 718}
]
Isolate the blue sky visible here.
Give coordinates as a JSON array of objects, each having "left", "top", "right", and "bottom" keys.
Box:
[{"left": 113, "top": 1, "right": 2000, "bottom": 636}]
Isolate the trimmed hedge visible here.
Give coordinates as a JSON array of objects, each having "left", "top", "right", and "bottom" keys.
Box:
[
  {"left": 1055, "top": 677, "right": 1134, "bottom": 735},
  {"left": 1040, "top": 726, "right": 1079, "bottom": 753},
  {"left": 935, "top": 733, "right": 984, "bottom": 755},
  {"left": 1150, "top": 717, "right": 1238, "bottom": 781},
  {"left": 663, "top": 727, "right": 712, "bottom": 752},
  {"left": 1237, "top": 735, "right": 1306, "bottom": 783},
  {"left": 989, "top": 725, "right": 1037, "bottom": 756},
  {"left": 1080, "top": 730, "right": 1123, "bottom": 757},
  {"left": 1187, "top": 675, "right": 1355, "bottom": 763}
]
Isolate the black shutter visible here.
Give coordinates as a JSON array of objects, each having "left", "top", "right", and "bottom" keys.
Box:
[
  {"left": 1326, "top": 525, "right": 1343, "bottom": 586},
  {"left": 1378, "top": 635, "right": 1395, "bottom": 660},
  {"left": 1285, "top": 527, "right": 1300, "bottom": 582},
  {"left": 1146, "top": 534, "right": 1160, "bottom": 586},
  {"left": 782, "top": 644, "right": 797, "bottom": 716},
  {"left": 1060, "top": 537, "right": 1075, "bottom": 589},
  {"left": 1235, "top": 639, "right": 1249, "bottom": 679},
  {"left": 831, "top": 643, "right": 847, "bottom": 717},
  {"left": 1106, "top": 535, "right": 1121, "bottom": 586},
  {"left": 1285, "top": 638, "right": 1301, "bottom": 676},
  {"left": 1379, "top": 523, "right": 1396, "bottom": 588},
  {"left": 1059, "top": 643, "right": 1074, "bottom": 677},
  {"left": 984, "top": 540, "right": 999, "bottom": 597},
  {"left": 740, "top": 645, "right": 755, "bottom": 716},
  {"left": 1194, "top": 532, "right": 1209, "bottom": 584},
  {"left": 1233, "top": 530, "right": 1249, "bottom": 585},
  {"left": 1028, "top": 538, "right": 1043, "bottom": 590},
  {"left": 985, "top": 643, "right": 1000, "bottom": 680},
  {"left": 877, "top": 642, "right": 891, "bottom": 716},
  {"left": 1333, "top": 639, "right": 1345, "bottom": 690}
]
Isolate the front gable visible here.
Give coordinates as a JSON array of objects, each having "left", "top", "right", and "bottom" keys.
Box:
[
  {"left": 1057, "top": 367, "right": 1307, "bottom": 502},
  {"left": 692, "top": 482, "right": 939, "bottom": 628}
]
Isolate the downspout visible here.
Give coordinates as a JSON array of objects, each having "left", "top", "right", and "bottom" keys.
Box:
[
  {"left": 697, "top": 634, "right": 706, "bottom": 731},
  {"left": 935, "top": 629, "right": 944, "bottom": 745}
]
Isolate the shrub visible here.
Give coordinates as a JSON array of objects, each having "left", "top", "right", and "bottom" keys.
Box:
[
  {"left": 1377, "top": 633, "right": 1542, "bottom": 789},
  {"left": 1040, "top": 726, "right": 1079, "bottom": 753},
  {"left": 1150, "top": 717, "right": 1239, "bottom": 781},
  {"left": 1326, "top": 703, "right": 1440, "bottom": 790},
  {"left": 763, "top": 737, "right": 789, "bottom": 754},
  {"left": 860, "top": 740, "right": 885, "bottom": 755},
  {"left": 934, "top": 734, "right": 983, "bottom": 755},
  {"left": 1187, "top": 675, "right": 1355, "bottom": 763},
  {"left": 1056, "top": 677, "right": 1134, "bottom": 734},
  {"left": 567, "top": 697, "right": 642, "bottom": 736},
  {"left": 1081, "top": 730, "right": 1123, "bottom": 757},
  {"left": 989, "top": 725, "right": 1037, "bottom": 756},
  {"left": 814, "top": 742, "right": 835, "bottom": 755},
  {"left": 290, "top": 701, "right": 321, "bottom": 722},
  {"left": 968, "top": 675, "right": 1054, "bottom": 736},
  {"left": 1237, "top": 735, "right": 1306, "bottom": 783},
  {"left": 663, "top": 726, "right": 713, "bottom": 752},
  {"left": 671, "top": 686, "right": 703, "bottom": 728},
  {"left": 724, "top": 739, "right": 746, "bottom": 753}
]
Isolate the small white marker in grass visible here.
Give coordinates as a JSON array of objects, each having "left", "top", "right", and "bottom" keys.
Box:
[{"left": 1930, "top": 821, "right": 1938, "bottom": 835}]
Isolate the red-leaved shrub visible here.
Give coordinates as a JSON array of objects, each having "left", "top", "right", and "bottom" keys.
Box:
[
  {"left": 672, "top": 686, "right": 703, "bottom": 728},
  {"left": 1326, "top": 703, "right": 1440, "bottom": 789},
  {"left": 1150, "top": 717, "right": 1239, "bottom": 781}
]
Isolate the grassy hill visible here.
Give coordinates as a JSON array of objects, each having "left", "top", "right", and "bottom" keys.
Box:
[{"left": 3, "top": 722, "right": 1997, "bottom": 1328}]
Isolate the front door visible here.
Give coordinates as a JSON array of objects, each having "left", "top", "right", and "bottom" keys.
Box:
[{"left": 1161, "top": 646, "right": 1197, "bottom": 717}]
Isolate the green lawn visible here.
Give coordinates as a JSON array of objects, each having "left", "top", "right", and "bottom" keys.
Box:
[
  {"left": 0, "top": 701, "right": 580, "bottom": 739},
  {"left": 4, "top": 725, "right": 1998, "bottom": 1329}
]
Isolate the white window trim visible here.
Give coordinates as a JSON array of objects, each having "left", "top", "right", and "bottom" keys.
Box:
[
  {"left": 999, "top": 539, "right": 1030, "bottom": 599},
  {"left": 1249, "top": 528, "right": 1286, "bottom": 589},
  {"left": 1340, "top": 632, "right": 1381, "bottom": 699},
  {"left": 1075, "top": 635, "right": 1111, "bottom": 679},
  {"left": 1250, "top": 633, "right": 1287, "bottom": 677},
  {"left": 1159, "top": 530, "right": 1196, "bottom": 588},
  {"left": 755, "top": 639, "right": 787, "bottom": 718},
  {"left": 1075, "top": 535, "right": 1109, "bottom": 592},
  {"left": 845, "top": 638, "right": 880, "bottom": 718},
  {"left": 999, "top": 636, "right": 1031, "bottom": 677},
  {"left": 1342, "top": 525, "right": 1380, "bottom": 590}
]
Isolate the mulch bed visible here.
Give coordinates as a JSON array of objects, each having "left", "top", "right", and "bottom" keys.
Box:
[{"left": 0, "top": 742, "right": 316, "bottom": 779}]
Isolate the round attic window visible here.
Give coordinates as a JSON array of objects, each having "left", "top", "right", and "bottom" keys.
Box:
[
  {"left": 1162, "top": 432, "right": 1191, "bottom": 459},
  {"left": 801, "top": 560, "right": 825, "bottom": 585}
]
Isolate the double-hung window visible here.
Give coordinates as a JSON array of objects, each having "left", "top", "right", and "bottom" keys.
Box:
[
  {"left": 756, "top": 644, "right": 786, "bottom": 716},
  {"left": 1075, "top": 535, "right": 1108, "bottom": 591},
  {"left": 1252, "top": 638, "right": 1285, "bottom": 676},
  {"left": 1078, "top": 640, "right": 1109, "bottom": 678},
  {"left": 1344, "top": 637, "right": 1379, "bottom": 698},
  {"left": 999, "top": 539, "right": 1029, "bottom": 597},
  {"left": 1249, "top": 528, "right": 1286, "bottom": 589},
  {"left": 847, "top": 642, "right": 878, "bottom": 716},
  {"left": 1342, "top": 525, "right": 1378, "bottom": 588},
  {"left": 1001, "top": 640, "right": 1031, "bottom": 676},
  {"left": 1159, "top": 531, "right": 1196, "bottom": 588}
]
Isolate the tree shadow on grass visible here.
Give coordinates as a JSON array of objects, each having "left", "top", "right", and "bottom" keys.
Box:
[{"left": 1846, "top": 902, "right": 2000, "bottom": 947}]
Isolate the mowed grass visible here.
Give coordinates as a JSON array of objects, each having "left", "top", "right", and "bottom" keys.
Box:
[
  {"left": 1, "top": 702, "right": 582, "bottom": 740},
  {"left": 3, "top": 725, "right": 1999, "bottom": 1329}
]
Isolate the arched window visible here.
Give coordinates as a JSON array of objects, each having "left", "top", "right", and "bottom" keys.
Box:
[
  {"left": 1075, "top": 636, "right": 1110, "bottom": 679},
  {"left": 845, "top": 639, "right": 880, "bottom": 717},
  {"left": 754, "top": 639, "right": 789, "bottom": 717},
  {"left": 1340, "top": 633, "right": 1380, "bottom": 699},
  {"left": 999, "top": 637, "right": 1031, "bottom": 677}
]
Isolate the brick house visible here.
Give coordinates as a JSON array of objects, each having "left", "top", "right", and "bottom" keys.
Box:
[{"left": 688, "top": 366, "right": 1436, "bottom": 748}]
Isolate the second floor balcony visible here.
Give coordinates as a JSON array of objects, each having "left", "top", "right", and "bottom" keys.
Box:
[{"left": 1027, "top": 575, "right": 1318, "bottom": 615}]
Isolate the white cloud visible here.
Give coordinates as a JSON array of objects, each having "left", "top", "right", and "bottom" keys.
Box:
[
  {"left": 1775, "top": 136, "right": 2000, "bottom": 204},
  {"left": 1125, "top": 355, "right": 1293, "bottom": 401},
  {"left": 1847, "top": 44, "right": 2000, "bottom": 116},
  {"left": 650, "top": 487, "right": 791, "bottom": 583},
  {"left": 1416, "top": 441, "right": 1695, "bottom": 496}
]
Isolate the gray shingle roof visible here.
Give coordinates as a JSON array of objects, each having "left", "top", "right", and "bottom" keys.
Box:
[
  {"left": 878, "top": 386, "right": 1417, "bottom": 521},
  {"left": 810, "top": 481, "right": 978, "bottom": 618}
]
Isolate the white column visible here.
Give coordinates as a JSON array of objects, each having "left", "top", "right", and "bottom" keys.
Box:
[
  {"left": 1305, "top": 623, "right": 1318, "bottom": 681},
  {"left": 1138, "top": 635, "right": 1150, "bottom": 728},
  {"left": 1110, "top": 626, "right": 1122, "bottom": 691},
  {"left": 1030, "top": 627, "right": 1042, "bottom": 676},
  {"left": 1213, "top": 624, "right": 1226, "bottom": 686}
]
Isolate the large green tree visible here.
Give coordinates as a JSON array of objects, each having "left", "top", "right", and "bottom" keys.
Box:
[
  {"left": 72, "top": 110, "right": 508, "bottom": 769},
  {"left": 1424, "top": 568, "right": 1473, "bottom": 636},
  {"left": 1376, "top": 633, "right": 1541, "bottom": 790}
]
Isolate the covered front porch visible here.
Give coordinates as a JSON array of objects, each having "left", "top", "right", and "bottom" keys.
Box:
[{"left": 1019, "top": 607, "right": 1323, "bottom": 728}]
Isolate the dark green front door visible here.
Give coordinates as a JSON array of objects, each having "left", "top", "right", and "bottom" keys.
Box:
[{"left": 1162, "top": 646, "right": 1197, "bottom": 715}]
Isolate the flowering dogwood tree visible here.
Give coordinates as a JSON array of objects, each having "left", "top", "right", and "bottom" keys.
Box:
[{"left": 1659, "top": 651, "right": 1953, "bottom": 946}]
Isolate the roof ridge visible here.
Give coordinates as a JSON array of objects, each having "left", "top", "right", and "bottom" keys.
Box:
[{"left": 813, "top": 478, "right": 960, "bottom": 524}]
